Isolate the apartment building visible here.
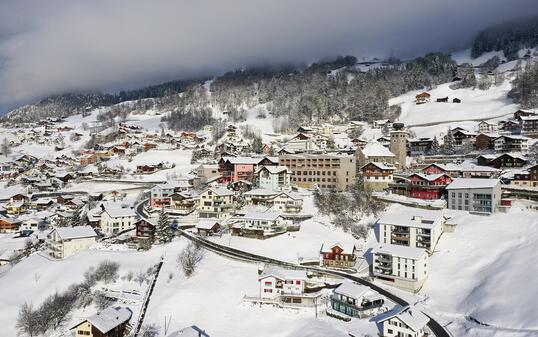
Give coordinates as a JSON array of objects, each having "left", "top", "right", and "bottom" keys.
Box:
[
  {"left": 446, "top": 178, "right": 501, "bottom": 213},
  {"left": 100, "top": 207, "right": 137, "bottom": 236},
  {"left": 377, "top": 209, "right": 445, "bottom": 252},
  {"left": 372, "top": 243, "right": 429, "bottom": 293},
  {"left": 494, "top": 135, "right": 529, "bottom": 152},
  {"left": 520, "top": 115, "right": 538, "bottom": 138},
  {"left": 379, "top": 305, "right": 429, "bottom": 337},
  {"left": 361, "top": 162, "right": 395, "bottom": 192},
  {"left": 197, "top": 187, "right": 235, "bottom": 219},
  {"left": 279, "top": 153, "right": 356, "bottom": 191}
]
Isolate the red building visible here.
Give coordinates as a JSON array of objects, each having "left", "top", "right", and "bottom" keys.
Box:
[
  {"left": 320, "top": 243, "right": 357, "bottom": 268},
  {"left": 408, "top": 173, "right": 453, "bottom": 200}
]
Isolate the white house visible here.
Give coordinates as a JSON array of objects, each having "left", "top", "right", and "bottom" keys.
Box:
[
  {"left": 258, "top": 267, "right": 318, "bottom": 305},
  {"left": 286, "top": 133, "right": 313, "bottom": 152},
  {"left": 197, "top": 187, "right": 235, "bottom": 219},
  {"left": 72, "top": 306, "right": 132, "bottom": 337},
  {"left": 378, "top": 305, "right": 429, "bottom": 337},
  {"left": 477, "top": 120, "right": 498, "bottom": 133},
  {"left": 372, "top": 243, "right": 429, "bottom": 293},
  {"left": 100, "top": 207, "right": 137, "bottom": 236},
  {"left": 446, "top": 178, "right": 501, "bottom": 213},
  {"left": 377, "top": 209, "right": 446, "bottom": 252},
  {"left": 46, "top": 226, "right": 97, "bottom": 259},
  {"left": 257, "top": 166, "right": 292, "bottom": 191}
]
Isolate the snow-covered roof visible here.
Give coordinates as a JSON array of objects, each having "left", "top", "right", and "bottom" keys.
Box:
[
  {"left": 446, "top": 178, "right": 500, "bottom": 190},
  {"left": 362, "top": 162, "right": 395, "bottom": 170},
  {"left": 334, "top": 282, "right": 382, "bottom": 301},
  {"left": 362, "top": 141, "right": 395, "bottom": 157},
  {"left": 206, "top": 187, "right": 234, "bottom": 196},
  {"left": 378, "top": 305, "right": 429, "bottom": 332},
  {"left": 243, "top": 188, "right": 280, "bottom": 197},
  {"left": 259, "top": 266, "right": 307, "bottom": 281},
  {"left": 52, "top": 226, "right": 97, "bottom": 240},
  {"left": 76, "top": 306, "right": 132, "bottom": 334},
  {"left": 222, "top": 156, "right": 262, "bottom": 165},
  {"left": 320, "top": 242, "right": 356, "bottom": 255},
  {"left": 167, "top": 326, "right": 210, "bottom": 337},
  {"left": 104, "top": 207, "right": 136, "bottom": 218},
  {"left": 257, "top": 165, "right": 291, "bottom": 175},
  {"left": 373, "top": 244, "right": 426, "bottom": 260},
  {"left": 236, "top": 209, "right": 282, "bottom": 221},
  {"left": 410, "top": 173, "right": 447, "bottom": 181},
  {"left": 196, "top": 219, "right": 221, "bottom": 230},
  {"left": 377, "top": 209, "right": 444, "bottom": 229}
]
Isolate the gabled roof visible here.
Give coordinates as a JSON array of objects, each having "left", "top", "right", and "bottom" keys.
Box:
[
  {"left": 362, "top": 141, "right": 395, "bottom": 157},
  {"left": 196, "top": 219, "right": 221, "bottom": 230},
  {"left": 104, "top": 207, "right": 136, "bottom": 218},
  {"left": 257, "top": 165, "right": 291, "bottom": 175},
  {"left": 362, "top": 162, "right": 396, "bottom": 171},
  {"left": 258, "top": 266, "right": 307, "bottom": 281},
  {"left": 167, "top": 326, "right": 210, "bottom": 337},
  {"left": 333, "top": 282, "right": 382, "bottom": 301},
  {"left": 73, "top": 306, "right": 132, "bottom": 334},
  {"left": 205, "top": 187, "right": 234, "bottom": 196},
  {"left": 320, "top": 242, "right": 356, "bottom": 254},
  {"left": 378, "top": 305, "right": 429, "bottom": 332},
  {"left": 52, "top": 226, "right": 97, "bottom": 240}
]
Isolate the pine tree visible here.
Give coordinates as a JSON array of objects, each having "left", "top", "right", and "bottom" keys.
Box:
[
  {"left": 431, "top": 136, "right": 440, "bottom": 155},
  {"left": 155, "top": 208, "right": 170, "bottom": 244},
  {"left": 442, "top": 128, "right": 455, "bottom": 155}
]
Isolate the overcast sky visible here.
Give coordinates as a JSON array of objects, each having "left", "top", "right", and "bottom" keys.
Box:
[{"left": 0, "top": 0, "right": 537, "bottom": 112}]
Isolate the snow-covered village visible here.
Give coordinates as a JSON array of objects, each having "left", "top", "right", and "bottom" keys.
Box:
[{"left": 1, "top": 2, "right": 538, "bottom": 337}]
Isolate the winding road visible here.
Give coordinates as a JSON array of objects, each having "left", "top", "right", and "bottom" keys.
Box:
[{"left": 135, "top": 199, "right": 451, "bottom": 337}]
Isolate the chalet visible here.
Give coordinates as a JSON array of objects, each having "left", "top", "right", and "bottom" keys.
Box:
[
  {"left": 170, "top": 192, "right": 197, "bottom": 215},
  {"left": 46, "top": 226, "right": 97, "bottom": 259},
  {"left": 514, "top": 109, "right": 536, "bottom": 120},
  {"left": 286, "top": 133, "right": 313, "bottom": 152},
  {"left": 198, "top": 187, "right": 235, "bottom": 219},
  {"left": 408, "top": 173, "right": 452, "bottom": 200},
  {"left": 499, "top": 119, "right": 519, "bottom": 131},
  {"left": 320, "top": 243, "right": 357, "bottom": 268},
  {"left": 297, "top": 126, "right": 314, "bottom": 134},
  {"left": 477, "top": 120, "right": 498, "bottom": 133},
  {"left": 490, "top": 153, "right": 527, "bottom": 169},
  {"left": 372, "top": 243, "right": 429, "bottom": 292},
  {"left": 71, "top": 306, "right": 132, "bottom": 337},
  {"left": 458, "top": 161, "right": 500, "bottom": 178},
  {"left": 408, "top": 138, "right": 433, "bottom": 155},
  {"left": 474, "top": 133, "right": 499, "bottom": 150},
  {"left": 376, "top": 135, "right": 391, "bottom": 147},
  {"left": 415, "top": 92, "right": 430, "bottom": 104},
  {"left": 136, "top": 164, "right": 159, "bottom": 174},
  {"left": 361, "top": 162, "right": 395, "bottom": 192},
  {"left": 143, "top": 142, "right": 157, "bottom": 151},
  {"left": 452, "top": 97, "right": 461, "bottom": 103},
  {"left": 520, "top": 115, "right": 538, "bottom": 138},
  {"left": 196, "top": 219, "right": 222, "bottom": 236},
  {"left": 258, "top": 267, "right": 317, "bottom": 305},
  {"left": 111, "top": 146, "right": 126, "bottom": 156},
  {"left": 494, "top": 135, "right": 529, "bottom": 152},
  {"left": 377, "top": 209, "right": 446, "bottom": 252},
  {"left": 6, "top": 201, "right": 27, "bottom": 215},
  {"left": 436, "top": 96, "right": 448, "bottom": 102},
  {"left": 80, "top": 153, "right": 98, "bottom": 166},
  {"left": 351, "top": 138, "right": 368, "bottom": 149},
  {"left": 378, "top": 305, "right": 429, "bottom": 337},
  {"left": 356, "top": 141, "right": 395, "bottom": 167},
  {"left": 330, "top": 282, "right": 384, "bottom": 318},
  {"left": 451, "top": 129, "right": 477, "bottom": 146},
  {"left": 243, "top": 188, "right": 280, "bottom": 206},
  {"left": 134, "top": 218, "right": 156, "bottom": 248},
  {"left": 373, "top": 119, "right": 392, "bottom": 129},
  {"left": 422, "top": 163, "right": 460, "bottom": 177},
  {"left": 228, "top": 180, "right": 253, "bottom": 192},
  {"left": 0, "top": 217, "right": 22, "bottom": 233},
  {"left": 511, "top": 164, "right": 538, "bottom": 188}
]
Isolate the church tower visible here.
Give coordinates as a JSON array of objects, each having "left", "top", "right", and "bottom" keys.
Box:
[{"left": 390, "top": 122, "right": 408, "bottom": 169}]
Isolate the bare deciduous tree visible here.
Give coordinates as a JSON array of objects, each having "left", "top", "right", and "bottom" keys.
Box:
[{"left": 177, "top": 242, "right": 205, "bottom": 277}]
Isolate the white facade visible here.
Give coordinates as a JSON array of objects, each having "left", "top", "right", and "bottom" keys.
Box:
[
  {"left": 100, "top": 208, "right": 137, "bottom": 236},
  {"left": 372, "top": 244, "right": 429, "bottom": 293},
  {"left": 380, "top": 305, "right": 429, "bottom": 337},
  {"left": 257, "top": 166, "right": 292, "bottom": 191},
  {"left": 46, "top": 226, "right": 97, "bottom": 259},
  {"left": 197, "top": 188, "right": 234, "bottom": 219},
  {"left": 446, "top": 178, "right": 501, "bottom": 213},
  {"left": 494, "top": 135, "right": 529, "bottom": 152},
  {"left": 377, "top": 209, "right": 445, "bottom": 252},
  {"left": 478, "top": 121, "right": 498, "bottom": 133},
  {"left": 259, "top": 268, "right": 306, "bottom": 299}
]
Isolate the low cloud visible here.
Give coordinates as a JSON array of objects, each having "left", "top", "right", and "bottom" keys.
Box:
[{"left": 0, "top": 0, "right": 537, "bottom": 110}]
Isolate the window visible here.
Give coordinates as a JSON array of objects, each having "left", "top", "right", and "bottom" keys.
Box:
[
  {"left": 264, "top": 289, "right": 272, "bottom": 293},
  {"left": 295, "top": 280, "right": 301, "bottom": 285},
  {"left": 264, "top": 281, "right": 272, "bottom": 286}
]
